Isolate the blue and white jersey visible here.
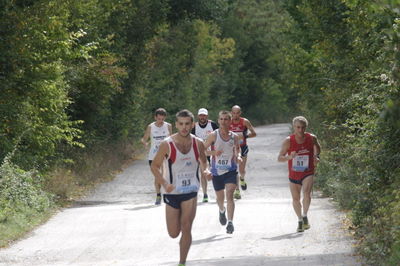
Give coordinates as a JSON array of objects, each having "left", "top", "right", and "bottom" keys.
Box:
[{"left": 211, "top": 129, "right": 238, "bottom": 176}]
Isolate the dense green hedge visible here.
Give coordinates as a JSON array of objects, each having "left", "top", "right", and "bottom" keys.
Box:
[
  {"left": 283, "top": 0, "right": 400, "bottom": 264},
  {"left": 0, "top": 153, "right": 53, "bottom": 246}
]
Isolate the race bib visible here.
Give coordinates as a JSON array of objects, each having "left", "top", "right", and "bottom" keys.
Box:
[
  {"left": 292, "top": 155, "right": 309, "bottom": 172},
  {"left": 176, "top": 172, "right": 198, "bottom": 193},
  {"left": 216, "top": 155, "right": 231, "bottom": 171}
]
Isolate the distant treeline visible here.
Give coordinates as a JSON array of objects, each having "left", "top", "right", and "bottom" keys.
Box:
[
  {"left": 0, "top": 0, "right": 293, "bottom": 171},
  {"left": 0, "top": 0, "right": 399, "bottom": 263}
]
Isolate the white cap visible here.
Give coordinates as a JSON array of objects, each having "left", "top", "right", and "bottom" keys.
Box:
[{"left": 198, "top": 108, "right": 208, "bottom": 115}]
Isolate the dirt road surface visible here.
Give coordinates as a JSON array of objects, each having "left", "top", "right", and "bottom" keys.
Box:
[{"left": 0, "top": 124, "right": 360, "bottom": 266}]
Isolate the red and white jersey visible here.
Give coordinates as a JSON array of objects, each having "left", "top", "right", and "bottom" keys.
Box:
[
  {"left": 288, "top": 132, "right": 315, "bottom": 180},
  {"left": 229, "top": 117, "right": 248, "bottom": 147},
  {"left": 163, "top": 135, "right": 200, "bottom": 195}
]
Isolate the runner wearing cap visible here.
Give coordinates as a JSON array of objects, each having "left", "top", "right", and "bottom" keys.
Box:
[{"left": 191, "top": 108, "right": 218, "bottom": 202}]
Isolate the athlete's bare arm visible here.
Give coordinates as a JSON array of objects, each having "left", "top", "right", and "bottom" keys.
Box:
[
  {"left": 196, "top": 139, "right": 212, "bottom": 180},
  {"left": 278, "top": 137, "right": 296, "bottom": 162},
  {"left": 167, "top": 123, "right": 173, "bottom": 135},
  {"left": 150, "top": 141, "right": 174, "bottom": 192},
  {"left": 244, "top": 119, "right": 257, "bottom": 138},
  {"left": 312, "top": 134, "right": 321, "bottom": 165},
  {"left": 204, "top": 131, "right": 219, "bottom": 156},
  {"left": 141, "top": 124, "right": 151, "bottom": 146},
  {"left": 234, "top": 133, "right": 243, "bottom": 163}
]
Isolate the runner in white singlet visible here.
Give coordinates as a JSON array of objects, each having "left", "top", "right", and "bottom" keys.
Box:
[
  {"left": 151, "top": 109, "right": 211, "bottom": 266},
  {"left": 141, "top": 108, "right": 172, "bottom": 205},
  {"left": 204, "top": 110, "right": 242, "bottom": 234},
  {"left": 191, "top": 108, "right": 218, "bottom": 202}
]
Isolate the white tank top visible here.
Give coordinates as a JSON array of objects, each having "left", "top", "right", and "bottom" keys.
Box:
[
  {"left": 194, "top": 121, "right": 214, "bottom": 141},
  {"left": 163, "top": 135, "right": 200, "bottom": 195},
  {"left": 211, "top": 129, "right": 238, "bottom": 176},
  {"left": 149, "top": 122, "right": 170, "bottom": 160}
]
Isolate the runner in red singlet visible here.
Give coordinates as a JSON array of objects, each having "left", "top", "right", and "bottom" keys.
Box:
[
  {"left": 230, "top": 105, "right": 257, "bottom": 199},
  {"left": 278, "top": 116, "right": 321, "bottom": 232}
]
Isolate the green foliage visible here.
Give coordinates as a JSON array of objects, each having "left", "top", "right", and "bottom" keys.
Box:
[
  {"left": 219, "top": 0, "right": 293, "bottom": 122},
  {"left": 141, "top": 20, "right": 235, "bottom": 117},
  {"left": 0, "top": 154, "right": 53, "bottom": 246},
  {"left": 283, "top": 0, "right": 400, "bottom": 264}
]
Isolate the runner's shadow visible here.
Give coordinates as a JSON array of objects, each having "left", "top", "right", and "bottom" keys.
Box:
[
  {"left": 71, "top": 200, "right": 125, "bottom": 208},
  {"left": 192, "top": 235, "right": 230, "bottom": 245},
  {"left": 262, "top": 232, "right": 303, "bottom": 241},
  {"left": 124, "top": 205, "right": 160, "bottom": 211}
]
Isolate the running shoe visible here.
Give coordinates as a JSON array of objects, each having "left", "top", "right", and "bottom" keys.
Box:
[
  {"left": 297, "top": 220, "right": 304, "bottom": 232},
  {"left": 240, "top": 179, "right": 247, "bottom": 190},
  {"left": 219, "top": 210, "right": 227, "bottom": 225},
  {"left": 234, "top": 189, "right": 241, "bottom": 199},
  {"left": 303, "top": 216, "right": 310, "bottom": 230},
  {"left": 226, "top": 221, "right": 234, "bottom": 234},
  {"left": 155, "top": 195, "right": 162, "bottom": 205},
  {"left": 202, "top": 194, "right": 208, "bottom": 203}
]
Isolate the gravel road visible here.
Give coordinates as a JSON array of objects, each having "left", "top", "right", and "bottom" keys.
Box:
[{"left": 0, "top": 124, "right": 361, "bottom": 266}]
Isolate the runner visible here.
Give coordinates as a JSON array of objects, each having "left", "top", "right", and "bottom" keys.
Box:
[
  {"left": 151, "top": 109, "right": 211, "bottom": 266},
  {"left": 191, "top": 108, "right": 218, "bottom": 203},
  {"left": 277, "top": 116, "right": 321, "bottom": 232},
  {"left": 141, "top": 108, "right": 172, "bottom": 205},
  {"left": 204, "top": 110, "right": 242, "bottom": 234},
  {"left": 230, "top": 105, "right": 257, "bottom": 199}
]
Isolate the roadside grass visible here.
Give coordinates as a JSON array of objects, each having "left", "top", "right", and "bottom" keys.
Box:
[
  {"left": 0, "top": 140, "right": 143, "bottom": 248},
  {"left": 0, "top": 208, "right": 56, "bottom": 247}
]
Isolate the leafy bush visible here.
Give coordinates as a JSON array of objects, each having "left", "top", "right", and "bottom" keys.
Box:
[{"left": 0, "top": 155, "right": 53, "bottom": 246}]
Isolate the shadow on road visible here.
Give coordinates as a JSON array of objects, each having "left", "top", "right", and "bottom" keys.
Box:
[
  {"left": 71, "top": 200, "right": 125, "bottom": 208},
  {"left": 124, "top": 205, "right": 160, "bottom": 211},
  {"left": 192, "top": 235, "right": 230, "bottom": 245},
  {"left": 160, "top": 253, "right": 359, "bottom": 266},
  {"left": 262, "top": 232, "right": 303, "bottom": 241}
]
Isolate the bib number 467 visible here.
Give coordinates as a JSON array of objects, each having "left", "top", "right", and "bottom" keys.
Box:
[{"left": 218, "top": 159, "right": 228, "bottom": 165}]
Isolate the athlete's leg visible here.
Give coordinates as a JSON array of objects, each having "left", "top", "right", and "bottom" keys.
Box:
[
  {"left": 239, "top": 156, "right": 247, "bottom": 180},
  {"left": 301, "top": 175, "right": 314, "bottom": 216},
  {"left": 225, "top": 183, "right": 237, "bottom": 221},
  {"left": 215, "top": 189, "right": 225, "bottom": 212},
  {"left": 155, "top": 180, "right": 161, "bottom": 194},
  {"left": 201, "top": 173, "right": 208, "bottom": 199},
  {"left": 152, "top": 161, "right": 162, "bottom": 204},
  {"left": 179, "top": 197, "right": 197, "bottom": 265},
  {"left": 157, "top": 163, "right": 164, "bottom": 194},
  {"left": 165, "top": 204, "right": 181, "bottom": 238},
  {"left": 289, "top": 182, "right": 302, "bottom": 219},
  {"left": 234, "top": 170, "right": 242, "bottom": 199}
]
